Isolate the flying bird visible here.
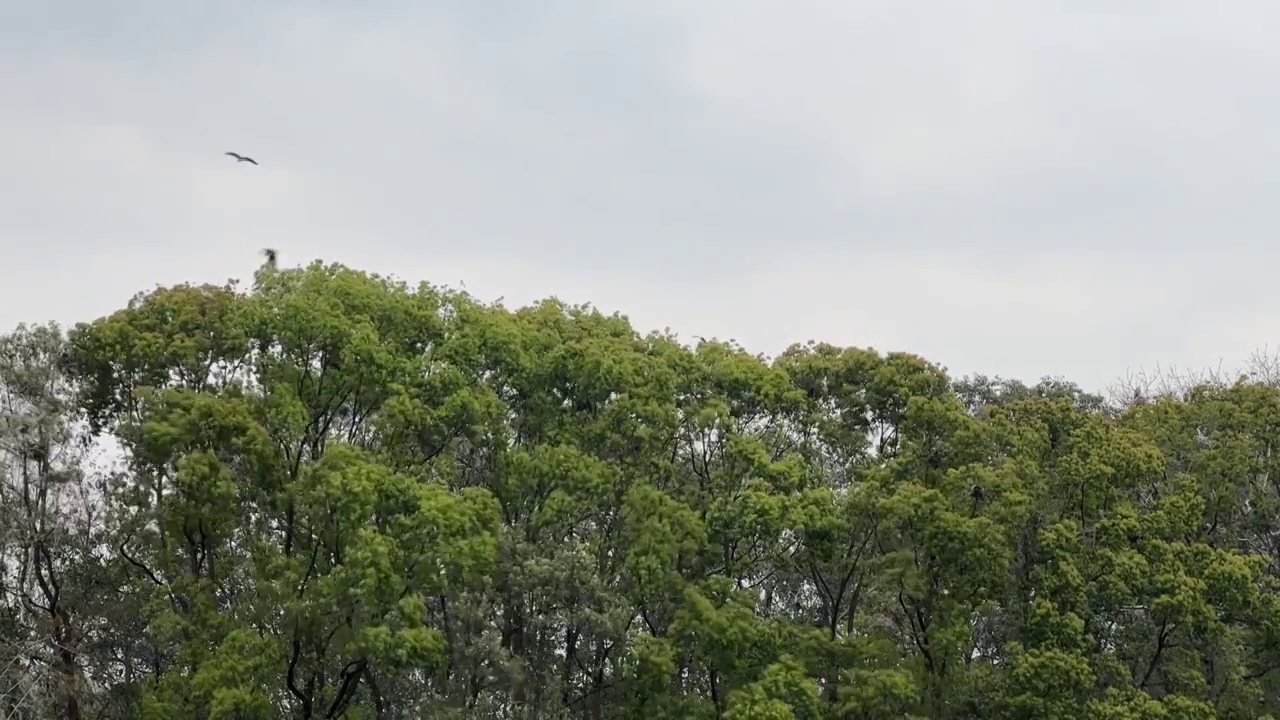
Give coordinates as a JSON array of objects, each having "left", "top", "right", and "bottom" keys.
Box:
[
  {"left": 263, "top": 248, "right": 277, "bottom": 269},
  {"left": 225, "top": 151, "right": 258, "bottom": 165}
]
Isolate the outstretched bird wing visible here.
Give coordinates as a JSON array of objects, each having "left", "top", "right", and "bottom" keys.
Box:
[{"left": 225, "top": 151, "right": 258, "bottom": 164}]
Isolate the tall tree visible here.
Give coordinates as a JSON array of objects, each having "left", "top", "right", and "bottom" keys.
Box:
[{"left": 0, "top": 260, "right": 1273, "bottom": 719}]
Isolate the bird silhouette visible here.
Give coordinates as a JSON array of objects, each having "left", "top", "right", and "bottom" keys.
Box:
[
  {"left": 263, "top": 248, "right": 277, "bottom": 269},
  {"left": 226, "top": 151, "right": 258, "bottom": 165}
]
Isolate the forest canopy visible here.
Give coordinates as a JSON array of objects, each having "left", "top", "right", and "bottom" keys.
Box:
[{"left": 2, "top": 260, "right": 1279, "bottom": 719}]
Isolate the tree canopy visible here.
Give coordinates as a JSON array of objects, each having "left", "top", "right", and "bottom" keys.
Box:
[{"left": 1, "top": 261, "right": 1278, "bottom": 719}]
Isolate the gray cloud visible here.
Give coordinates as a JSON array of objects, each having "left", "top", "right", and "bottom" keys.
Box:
[{"left": 4, "top": 1, "right": 1280, "bottom": 392}]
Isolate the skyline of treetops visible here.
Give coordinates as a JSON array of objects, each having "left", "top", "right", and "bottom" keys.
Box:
[{"left": 1, "top": 259, "right": 1278, "bottom": 719}]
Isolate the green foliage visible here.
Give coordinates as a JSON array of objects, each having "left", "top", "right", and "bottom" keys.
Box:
[{"left": 0, "top": 261, "right": 1278, "bottom": 719}]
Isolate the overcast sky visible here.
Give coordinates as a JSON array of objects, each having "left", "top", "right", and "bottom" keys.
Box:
[{"left": 4, "top": 2, "right": 1280, "bottom": 393}]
